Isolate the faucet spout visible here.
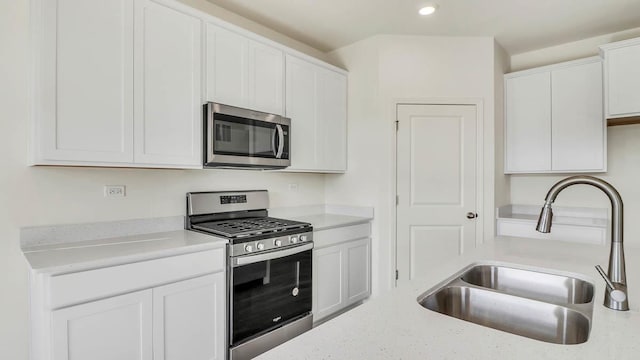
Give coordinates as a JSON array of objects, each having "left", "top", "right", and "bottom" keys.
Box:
[{"left": 535, "top": 175, "right": 629, "bottom": 311}]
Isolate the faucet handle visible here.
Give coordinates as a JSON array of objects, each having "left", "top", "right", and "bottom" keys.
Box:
[{"left": 595, "top": 265, "right": 627, "bottom": 303}]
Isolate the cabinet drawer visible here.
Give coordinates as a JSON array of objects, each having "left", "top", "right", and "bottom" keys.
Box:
[
  {"left": 47, "top": 249, "right": 224, "bottom": 309},
  {"left": 314, "top": 223, "right": 371, "bottom": 249}
]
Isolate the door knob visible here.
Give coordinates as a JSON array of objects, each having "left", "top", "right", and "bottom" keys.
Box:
[{"left": 466, "top": 212, "right": 478, "bottom": 219}]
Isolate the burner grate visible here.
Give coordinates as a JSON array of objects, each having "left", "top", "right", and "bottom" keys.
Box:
[{"left": 193, "top": 217, "right": 309, "bottom": 238}]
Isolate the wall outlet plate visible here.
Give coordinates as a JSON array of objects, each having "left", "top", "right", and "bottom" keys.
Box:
[{"left": 104, "top": 185, "right": 126, "bottom": 197}]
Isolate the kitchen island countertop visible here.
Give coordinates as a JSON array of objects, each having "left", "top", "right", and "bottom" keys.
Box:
[{"left": 257, "top": 236, "right": 640, "bottom": 360}]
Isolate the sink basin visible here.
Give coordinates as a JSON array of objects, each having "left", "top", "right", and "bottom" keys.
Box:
[
  {"left": 417, "top": 263, "right": 594, "bottom": 345},
  {"left": 461, "top": 264, "right": 594, "bottom": 304}
]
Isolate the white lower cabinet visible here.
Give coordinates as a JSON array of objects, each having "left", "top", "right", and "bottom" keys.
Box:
[
  {"left": 52, "top": 290, "right": 153, "bottom": 360},
  {"left": 31, "top": 249, "right": 226, "bottom": 360},
  {"left": 345, "top": 240, "right": 371, "bottom": 304},
  {"left": 313, "top": 223, "right": 371, "bottom": 323},
  {"left": 153, "top": 273, "right": 225, "bottom": 360},
  {"left": 313, "top": 245, "right": 344, "bottom": 319}
]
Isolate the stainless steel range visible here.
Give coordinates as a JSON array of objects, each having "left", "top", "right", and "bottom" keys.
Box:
[{"left": 186, "top": 190, "right": 313, "bottom": 360}]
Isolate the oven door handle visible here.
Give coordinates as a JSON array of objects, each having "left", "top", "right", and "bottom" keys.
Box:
[{"left": 232, "top": 243, "right": 313, "bottom": 267}]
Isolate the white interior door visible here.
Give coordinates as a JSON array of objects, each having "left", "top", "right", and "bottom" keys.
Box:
[{"left": 396, "top": 104, "right": 478, "bottom": 281}]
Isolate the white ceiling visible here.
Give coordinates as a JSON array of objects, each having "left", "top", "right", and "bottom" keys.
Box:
[{"left": 205, "top": 0, "right": 640, "bottom": 54}]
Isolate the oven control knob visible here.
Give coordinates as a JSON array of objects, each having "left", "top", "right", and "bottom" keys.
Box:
[
  {"left": 290, "top": 236, "right": 298, "bottom": 244},
  {"left": 244, "top": 244, "right": 253, "bottom": 252},
  {"left": 274, "top": 239, "right": 282, "bottom": 247},
  {"left": 256, "top": 242, "right": 265, "bottom": 250},
  {"left": 300, "top": 235, "right": 308, "bottom": 242}
]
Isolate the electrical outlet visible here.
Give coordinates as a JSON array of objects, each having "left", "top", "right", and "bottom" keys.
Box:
[{"left": 104, "top": 185, "right": 126, "bottom": 198}]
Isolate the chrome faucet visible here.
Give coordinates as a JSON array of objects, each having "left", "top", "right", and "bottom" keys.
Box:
[{"left": 536, "top": 175, "right": 629, "bottom": 311}]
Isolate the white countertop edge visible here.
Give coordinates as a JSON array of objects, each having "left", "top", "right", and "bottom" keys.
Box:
[
  {"left": 23, "top": 230, "right": 227, "bottom": 274},
  {"left": 497, "top": 204, "right": 609, "bottom": 227},
  {"left": 270, "top": 204, "right": 374, "bottom": 231},
  {"left": 20, "top": 215, "right": 185, "bottom": 249}
]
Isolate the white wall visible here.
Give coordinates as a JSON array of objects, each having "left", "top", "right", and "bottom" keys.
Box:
[
  {"left": 510, "top": 125, "right": 640, "bottom": 247},
  {"left": 494, "top": 41, "right": 511, "bottom": 213},
  {"left": 326, "top": 35, "right": 498, "bottom": 295},
  {"left": 176, "top": 0, "right": 338, "bottom": 66},
  {"left": 508, "top": 31, "right": 640, "bottom": 248},
  {"left": 0, "top": 1, "right": 328, "bottom": 358},
  {"left": 511, "top": 26, "right": 640, "bottom": 71}
]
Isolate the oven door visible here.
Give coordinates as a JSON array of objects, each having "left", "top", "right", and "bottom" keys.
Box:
[
  {"left": 230, "top": 243, "right": 312, "bottom": 347},
  {"left": 205, "top": 102, "right": 290, "bottom": 169}
]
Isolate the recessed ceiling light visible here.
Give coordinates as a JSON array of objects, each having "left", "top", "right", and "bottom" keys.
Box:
[{"left": 419, "top": 5, "right": 438, "bottom": 16}]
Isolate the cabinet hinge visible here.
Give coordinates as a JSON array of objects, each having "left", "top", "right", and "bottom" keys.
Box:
[
  {"left": 395, "top": 120, "right": 399, "bottom": 131},
  {"left": 395, "top": 270, "right": 399, "bottom": 280},
  {"left": 396, "top": 195, "right": 399, "bottom": 205}
]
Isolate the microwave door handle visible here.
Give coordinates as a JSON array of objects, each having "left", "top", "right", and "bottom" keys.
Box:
[
  {"left": 276, "top": 124, "right": 284, "bottom": 158},
  {"left": 272, "top": 126, "right": 278, "bottom": 157}
]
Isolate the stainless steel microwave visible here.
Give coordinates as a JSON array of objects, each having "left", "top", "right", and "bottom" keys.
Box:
[{"left": 203, "top": 102, "right": 290, "bottom": 169}]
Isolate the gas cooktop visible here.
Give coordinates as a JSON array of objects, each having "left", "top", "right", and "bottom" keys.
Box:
[{"left": 192, "top": 216, "right": 310, "bottom": 238}]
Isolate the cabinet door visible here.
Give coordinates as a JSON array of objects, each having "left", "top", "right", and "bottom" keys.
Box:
[
  {"left": 505, "top": 72, "right": 552, "bottom": 173},
  {"left": 153, "top": 273, "right": 225, "bottom": 360},
  {"left": 36, "top": 0, "right": 134, "bottom": 163},
  {"left": 316, "top": 67, "right": 347, "bottom": 171},
  {"left": 312, "top": 245, "right": 344, "bottom": 321},
  {"left": 249, "top": 41, "right": 284, "bottom": 115},
  {"left": 51, "top": 290, "right": 152, "bottom": 360},
  {"left": 606, "top": 43, "right": 640, "bottom": 117},
  {"left": 345, "top": 239, "right": 371, "bottom": 304},
  {"left": 285, "top": 55, "right": 318, "bottom": 170},
  {"left": 134, "top": 0, "right": 202, "bottom": 166},
  {"left": 552, "top": 61, "right": 605, "bottom": 171},
  {"left": 205, "top": 24, "right": 249, "bottom": 108}
]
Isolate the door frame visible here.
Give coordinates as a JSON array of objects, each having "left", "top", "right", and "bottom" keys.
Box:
[{"left": 391, "top": 98, "right": 484, "bottom": 285}]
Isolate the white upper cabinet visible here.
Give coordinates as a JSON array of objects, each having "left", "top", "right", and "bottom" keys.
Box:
[
  {"left": 248, "top": 41, "right": 284, "bottom": 115},
  {"left": 134, "top": 0, "right": 202, "bottom": 167},
  {"left": 505, "top": 71, "right": 552, "bottom": 173},
  {"left": 317, "top": 67, "right": 348, "bottom": 171},
  {"left": 32, "top": 0, "right": 346, "bottom": 170},
  {"left": 205, "top": 24, "right": 248, "bottom": 109},
  {"left": 33, "top": 0, "right": 202, "bottom": 168},
  {"left": 205, "top": 23, "right": 284, "bottom": 115},
  {"left": 285, "top": 54, "right": 348, "bottom": 173},
  {"left": 504, "top": 57, "right": 606, "bottom": 174},
  {"left": 34, "top": 0, "right": 135, "bottom": 164},
  {"left": 552, "top": 61, "right": 604, "bottom": 171},
  {"left": 600, "top": 37, "right": 640, "bottom": 119}
]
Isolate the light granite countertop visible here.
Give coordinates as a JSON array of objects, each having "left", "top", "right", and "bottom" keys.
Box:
[
  {"left": 288, "top": 213, "right": 372, "bottom": 231},
  {"left": 257, "top": 236, "right": 640, "bottom": 360},
  {"left": 23, "top": 230, "right": 227, "bottom": 274}
]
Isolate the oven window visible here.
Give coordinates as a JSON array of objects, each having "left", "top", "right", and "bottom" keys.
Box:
[
  {"left": 213, "top": 113, "right": 288, "bottom": 159},
  {"left": 231, "top": 250, "right": 312, "bottom": 345}
]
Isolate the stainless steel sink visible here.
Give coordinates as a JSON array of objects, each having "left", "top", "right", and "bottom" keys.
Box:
[
  {"left": 417, "top": 263, "right": 595, "bottom": 345},
  {"left": 461, "top": 264, "right": 594, "bottom": 304}
]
